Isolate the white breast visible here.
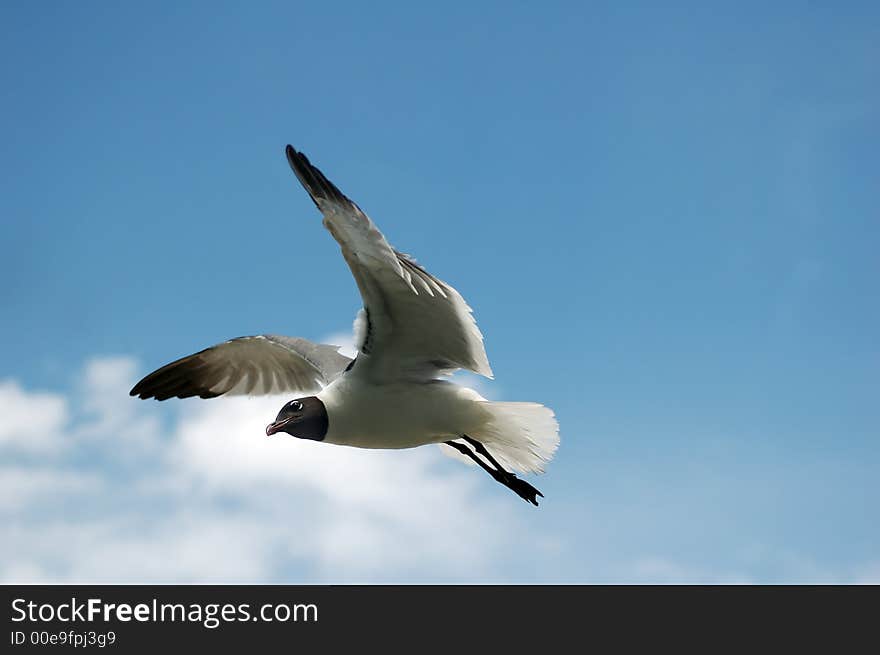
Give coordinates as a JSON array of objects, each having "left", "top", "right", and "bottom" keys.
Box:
[{"left": 317, "top": 374, "right": 489, "bottom": 450}]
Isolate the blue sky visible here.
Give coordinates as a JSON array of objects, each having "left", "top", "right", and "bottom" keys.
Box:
[{"left": 1, "top": 2, "right": 878, "bottom": 582}]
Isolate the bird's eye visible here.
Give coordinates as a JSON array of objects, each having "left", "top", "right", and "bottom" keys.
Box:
[{"left": 290, "top": 401, "right": 303, "bottom": 412}]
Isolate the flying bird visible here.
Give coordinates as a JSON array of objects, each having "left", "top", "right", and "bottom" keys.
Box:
[{"left": 130, "top": 146, "right": 559, "bottom": 505}]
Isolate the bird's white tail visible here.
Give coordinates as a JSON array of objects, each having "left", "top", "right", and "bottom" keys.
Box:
[{"left": 442, "top": 401, "right": 559, "bottom": 474}]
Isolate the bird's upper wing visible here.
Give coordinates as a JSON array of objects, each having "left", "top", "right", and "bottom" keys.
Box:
[
  {"left": 129, "top": 335, "right": 352, "bottom": 400},
  {"left": 285, "top": 145, "right": 492, "bottom": 382}
]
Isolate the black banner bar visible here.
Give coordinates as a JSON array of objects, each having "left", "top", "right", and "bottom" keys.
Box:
[{"left": 1, "top": 585, "right": 874, "bottom": 651}]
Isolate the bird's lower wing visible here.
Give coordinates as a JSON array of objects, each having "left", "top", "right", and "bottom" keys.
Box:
[{"left": 129, "top": 335, "right": 352, "bottom": 400}]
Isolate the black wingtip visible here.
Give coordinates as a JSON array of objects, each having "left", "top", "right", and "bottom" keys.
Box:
[
  {"left": 127, "top": 351, "right": 214, "bottom": 402},
  {"left": 285, "top": 144, "right": 297, "bottom": 167},
  {"left": 129, "top": 386, "right": 153, "bottom": 401},
  {"left": 284, "top": 144, "right": 323, "bottom": 210},
  {"left": 283, "top": 144, "right": 357, "bottom": 213},
  {"left": 284, "top": 144, "right": 312, "bottom": 176}
]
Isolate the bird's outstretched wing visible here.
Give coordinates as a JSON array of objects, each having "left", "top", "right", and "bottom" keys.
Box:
[
  {"left": 130, "top": 335, "right": 352, "bottom": 400},
  {"left": 285, "top": 145, "right": 492, "bottom": 382}
]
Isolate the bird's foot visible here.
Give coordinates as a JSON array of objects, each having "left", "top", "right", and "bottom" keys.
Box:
[{"left": 493, "top": 470, "right": 544, "bottom": 506}]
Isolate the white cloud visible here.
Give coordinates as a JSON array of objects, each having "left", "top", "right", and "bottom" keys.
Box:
[
  {"left": 321, "top": 331, "right": 358, "bottom": 359},
  {"left": 0, "top": 355, "right": 528, "bottom": 583},
  {"left": 0, "top": 379, "right": 68, "bottom": 453},
  {"left": 0, "top": 467, "right": 101, "bottom": 511},
  {"left": 167, "top": 394, "right": 515, "bottom": 580},
  {"left": 72, "top": 356, "right": 163, "bottom": 453}
]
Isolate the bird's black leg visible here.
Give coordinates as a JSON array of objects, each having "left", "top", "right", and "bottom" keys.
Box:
[
  {"left": 443, "top": 440, "right": 499, "bottom": 477},
  {"left": 444, "top": 437, "right": 544, "bottom": 506},
  {"left": 462, "top": 435, "right": 506, "bottom": 471}
]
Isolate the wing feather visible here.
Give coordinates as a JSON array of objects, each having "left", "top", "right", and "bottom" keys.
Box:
[{"left": 130, "top": 335, "right": 352, "bottom": 401}]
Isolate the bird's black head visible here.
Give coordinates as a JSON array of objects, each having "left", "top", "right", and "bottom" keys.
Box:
[{"left": 265, "top": 396, "right": 328, "bottom": 441}]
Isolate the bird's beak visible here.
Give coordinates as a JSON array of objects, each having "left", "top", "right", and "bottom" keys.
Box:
[{"left": 265, "top": 417, "right": 293, "bottom": 436}]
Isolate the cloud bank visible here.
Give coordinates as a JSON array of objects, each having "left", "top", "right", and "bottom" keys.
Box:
[
  {"left": 3, "top": 354, "right": 876, "bottom": 584},
  {"left": 0, "top": 356, "right": 529, "bottom": 583}
]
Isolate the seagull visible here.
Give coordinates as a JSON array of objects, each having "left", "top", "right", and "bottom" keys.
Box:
[{"left": 131, "top": 145, "right": 559, "bottom": 505}]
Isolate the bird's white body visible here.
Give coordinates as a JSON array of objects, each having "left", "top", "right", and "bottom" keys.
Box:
[
  {"left": 318, "top": 366, "right": 558, "bottom": 475},
  {"left": 318, "top": 373, "right": 488, "bottom": 450}
]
